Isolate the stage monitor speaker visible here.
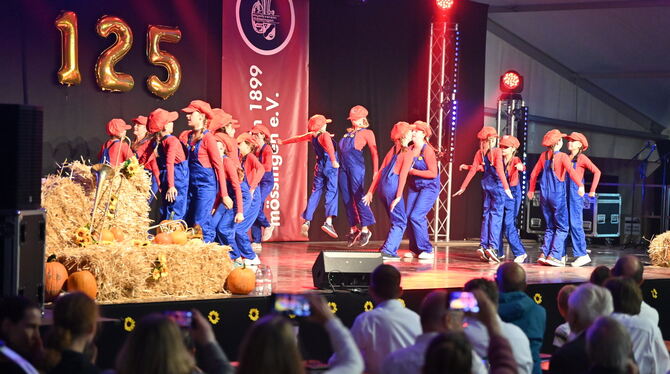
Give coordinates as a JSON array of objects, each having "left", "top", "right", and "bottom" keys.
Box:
[
  {"left": 1, "top": 209, "right": 46, "bottom": 306},
  {"left": 312, "top": 251, "right": 382, "bottom": 289},
  {"left": 0, "top": 104, "right": 43, "bottom": 210}
]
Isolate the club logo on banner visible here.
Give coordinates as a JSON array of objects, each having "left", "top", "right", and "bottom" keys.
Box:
[{"left": 223, "top": 0, "right": 308, "bottom": 241}]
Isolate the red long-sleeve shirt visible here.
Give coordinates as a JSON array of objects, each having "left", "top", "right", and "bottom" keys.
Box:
[
  {"left": 256, "top": 143, "right": 273, "bottom": 172},
  {"left": 98, "top": 139, "right": 133, "bottom": 167},
  {"left": 134, "top": 138, "right": 160, "bottom": 186},
  {"left": 571, "top": 153, "right": 601, "bottom": 194},
  {"left": 528, "top": 150, "right": 584, "bottom": 193},
  {"left": 182, "top": 130, "right": 230, "bottom": 200},
  {"left": 158, "top": 136, "right": 187, "bottom": 188},
  {"left": 212, "top": 156, "right": 244, "bottom": 214},
  {"left": 351, "top": 129, "right": 379, "bottom": 176},
  {"left": 506, "top": 156, "right": 526, "bottom": 187},
  {"left": 459, "top": 148, "right": 510, "bottom": 191},
  {"left": 242, "top": 153, "right": 264, "bottom": 190},
  {"left": 282, "top": 132, "right": 337, "bottom": 163},
  {"left": 367, "top": 145, "right": 414, "bottom": 199},
  {"left": 409, "top": 143, "right": 438, "bottom": 179}
]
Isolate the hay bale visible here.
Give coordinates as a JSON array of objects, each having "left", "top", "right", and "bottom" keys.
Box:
[
  {"left": 648, "top": 231, "right": 670, "bottom": 267},
  {"left": 55, "top": 241, "right": 234, "bottom": 302}
]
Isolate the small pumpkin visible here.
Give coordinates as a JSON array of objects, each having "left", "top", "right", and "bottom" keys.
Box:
[
  {"left": 99, "top": 229, "right": 115, "bottom": 242},
  {"left": 225, "top": 266, "right": 256, "bottom": 295},
  {"left": 153, "top": 232, "right": 173, "bottom": 245},
  {"left": 170, "top": 231, "right": 188, "bottom": 245},
  {"left": 109, "top": 227, "right": 125, "bottom": 242},
  {"left": 44, "top": 255, "right": 68, "bottom": 302},
  {"left": 188, "top": 238, "right": 204, "bottom": 245},
  {"left": 66, "top": 271, "right": 97, "bottom": 299}
]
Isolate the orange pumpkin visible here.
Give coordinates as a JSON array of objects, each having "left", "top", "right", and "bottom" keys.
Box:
[
  {"left": 153, "top": 232, "right": 173, "bottom": 245},
  {"left": 225, "top": 266, "right": 256, "bottom": 295},
  {"left": 66, "top": 271, "right": 97, "bottom": 299},
  {"left": 99, "top": 229, "right": 115, "bottom": 242},
  {"left": 170, "top": 231, "right": 188, "bottom": 245},
  {"left": 44, "top": 257, "right": 68, "bottom": 302},
  {"left": 109, "top": 227, "right": 125, "bottom": 242}
]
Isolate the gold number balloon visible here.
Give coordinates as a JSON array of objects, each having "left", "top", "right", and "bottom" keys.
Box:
[
  {"left": 146, "top": 25, "right": 182, "bottom": 100},
  {"left": 95, "top": 16, "right": 134, "bottom": 92},
  {"left": 55, "top": 11, "right": 81, "bottom": 86}
]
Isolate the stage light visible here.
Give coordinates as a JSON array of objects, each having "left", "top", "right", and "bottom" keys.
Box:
[
  {"left": 436, "top": 0, "right": 454, "bottom": 10},
  {"left": 500, "top": 70, "right": 524, "bottom": 93}
]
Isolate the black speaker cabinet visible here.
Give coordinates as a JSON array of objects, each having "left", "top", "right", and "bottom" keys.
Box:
[
  {"left": 0, "top": 104, "right": 43, "bottom": 210},
  {"left": 312, "top": 251, "right": 383, "bottom": 289},
  {"left": 1, "top": 209, "right": 46, "bottom": 306}
]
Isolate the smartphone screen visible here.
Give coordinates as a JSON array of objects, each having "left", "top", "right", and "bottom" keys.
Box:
[
  {"left": 273, "top": 293, "right": 311, "bottom": 317},
  {"left": 449, "top": 292, "right": 479, "bottom": 313},
  {"left": 164, "top": 311, "right": 193, "bottom": 328}
]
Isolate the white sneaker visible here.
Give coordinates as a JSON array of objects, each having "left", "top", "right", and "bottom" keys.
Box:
[
  {"left": 262, "top": 225, "right": 275, "bottom": 241},
  {"left": 403, "top": 252, "right": 416, "bottom": 258},
  {"left": 244, "top": 256, "right": 261, "bottom": 266},
  {"left": 514, "top": 254, "right": 528, "bottom": 263},
  {"left": 561, "top": 256, "right": 567, "bottom": 265},
  {"left": 571, "top": 255, "right": 592, "bottom": 267},
  {"left": 251, "top": 243, "right": 263, "bottom": 253},
  {"left": 418, "top": 252, "right": 435, "bottom": 260},
  {"left": 476, "top": 247, "right": 488, "bottom": 262},
  {"left": 546, "top": 256, "right": 565, "bottom": 267},
  {"left": 485, "top": 248, "right": 500, "bottom": 263}
]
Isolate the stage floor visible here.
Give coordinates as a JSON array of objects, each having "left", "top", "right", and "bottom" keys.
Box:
[{"left": 259, "top": 240, "right": 670, "bottom": 292}]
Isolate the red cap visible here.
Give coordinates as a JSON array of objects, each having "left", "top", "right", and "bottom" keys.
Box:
[
  {"left": 147, "top": 108, "right": 179, "bottom": 133},
  {"left": 182, "top": 100, "right": 214, "bottom": 119},
  {"left": 131, "top": 115, "right": 147, "bottom": 126},
  {"left": 237, "top": 132, "right": 259, "bottom": 147},
  {"left": 477, "top": 126, "right": 499, "bottom": 140},
  {"left": 564, "top": 131, "right": 589, "bottom": 150},
  {"left": 412, "top": 121, "right": 432, "bottom": 138},
  {"left": 250, "top": 124, "right": 271, "bottom": 139},
  {"left": 308, "top": 114, "right": 332, "bottom": 132},
  {"left": 542, "top": 129, "right": 567, "bottom": 147},
  {"left": 106, "top": 118, "right": 131, "bottom": 137},
  {"left": 499, "top": 135, "right": 520, "bottom": 149},
  {"left": 348, "top": 105, "right": 369, "bottom": 121},
  {"left": 390, "top": 121, "right": 412, "bottom": 141},
  {"left": 209, "top": 108, "right": 239, "bottom": 131}
]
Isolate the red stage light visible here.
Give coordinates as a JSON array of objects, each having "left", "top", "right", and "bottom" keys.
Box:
[
  {"left": 500, "top": 70, "right": 524, "bottom": 93},
  {"left": 436, "top": 0, "right": 454, "bottom": 10}
]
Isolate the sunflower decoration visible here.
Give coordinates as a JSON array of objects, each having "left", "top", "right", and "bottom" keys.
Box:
[
  {"left": 120, "top": 156, "right": 140, "bottom": 178},
  {"left": 208, "top": 310, "right": 220, "bottom": 325},
  {"left": 288, "top": 313, "right": 296, "bottom": 319},
  {"left": 328, "top": 302, "right": 338, "bottom": 314},
  {"left": 123, "top": 317, "right": 136, "bottom": 332},
  {"left": 132, "top": 239, "right": 151, "bottom": 247},
  {"left": 651, "top": 288, "right": 658, "bottom": 299},
  {"left": 150, "top": 254, "right": 169, "bottom": 281},
  {"left": 73, "top": 226, "right": 93, "bottom": 246},
  {"left": 248, "top": 308, "right": 260, "bottom": 321},
  {"left": 107, "top": 194, "right": 119, "bottom": 218},
  {"left": 533, "top": 293, "right": 543, "bottom": 305},
  {"left": 363, "top": 301, "right": 374, "bottom": 312}
]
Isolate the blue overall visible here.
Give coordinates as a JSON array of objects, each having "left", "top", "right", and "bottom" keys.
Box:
[
  {"left": 338, "top": 130, "right": 376, "bottom": 228},
  {"left": 378, "top": 151, "right": 408, "bottom": 256},
  {"left": 406, "top": 144, "right": 439, "bottom": 254},
  {"left": 156, "top": 135, "right": 189, "bottom": 221},
  {"left": 480, "top": 152, "right": 506, "bottom": 251},
  {"left": 302, "top": 135, "right": 339, "bottom": 221},
  {"left": 539, "top": 152, "right": 569, "bottom": 259},
  {"left": 496, "top": 183, "right": 526, "bottom": 257},
  {"left": 99, "top": 140, "right": 120, "bottom": 165},
  {"left": 186, "top": 130, "right": 218, "bottom": 242},
  {"left": 251, "top": 144, "right": 274, "bottom": 243},
  {"left": 566, "top": 160, "right": 589, "bottom": 258}
]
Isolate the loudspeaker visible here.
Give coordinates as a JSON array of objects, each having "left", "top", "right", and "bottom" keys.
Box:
[
  {"left": 1, "top": 209, "right": 46, "bottom": 306},
  {"left": 0, "top": 104, "right": 43, "bottom": 210},
  {"left": 312, "top": 251, "right": 382, "bottom": 289}
]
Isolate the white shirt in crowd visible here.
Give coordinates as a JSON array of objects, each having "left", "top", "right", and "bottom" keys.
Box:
[
  {"left": 639, "top": 301, "right": 659, "bottom": 326},
  {"left": 552, "top": 322, "right": 573, "bottom": 348},
  {"left": 464, "top": 316, "right": 533, "bottom": 374},
  {"left": 381, "top": 331, "right": 487, "bottom": 374},
  {"left": 334, "top": 299, "right": 421, "bottom": 374},
  {"left": 611, "top": 312, "right": 670, "bottom": 374},
  {"left": 322, "top": 318, "right": 364, "bottom": 374}
]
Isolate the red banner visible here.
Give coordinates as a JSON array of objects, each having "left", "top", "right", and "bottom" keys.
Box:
[{"left": 221, "top": 0, "right": 308, "bottom": 241}]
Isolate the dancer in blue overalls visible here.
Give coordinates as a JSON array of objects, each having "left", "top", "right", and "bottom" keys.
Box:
[
  {"left": 362, "top": 122, "right": 414, "bottom": 260},
  {"left": 146, "top": 108, "right": 190, "bottom": 221},
  {"left": 564, "top": 132, "right": 601, "bottom": 267},
  {"left": 98, "top": 119, "right": 133, "bottom": 167},
  {"left": 181, "top": 100, "right": 230, "bottom": 242},
  {"left": 339, "top": 105, "right": 378, "bottom": 247},
  {"left": 279, "top": 114, "right": 340, "bottom": 238},
  {"left": 496, "top": 135, "right": 528, "bottom": 263},
  {"left": 528, "top": 129, "right": 585, "bottom": 267},
  {"left": 403, "top": 121, "right": 439, "bottom": 260},
  {"left": 454, "top": 126, "right": 513, "bottom": 263},
  {"left": 131, "top": 115, "right": 160, "bottom": 203},
  {"left": 250, "top": 124, "right": 275, "bottom": 251}
]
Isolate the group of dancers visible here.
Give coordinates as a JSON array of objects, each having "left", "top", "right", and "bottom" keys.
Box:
[{"left": 455, "top": 126, "right": 601, "bottom": 267}]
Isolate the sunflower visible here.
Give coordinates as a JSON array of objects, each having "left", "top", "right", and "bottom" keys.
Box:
[
  {"left": 363, "top": 301, "right": 374, "bottom": 312},
  {"left": 328, "top": 302, "right": 338, "bottom": 314},
  {"left": 248, "top": 308, "right": 260, "bottom": 321},
  {"left": 533, "top": 293, "right": 543, "bottom": 304},
  {"left": 124, "top": 317, "right": 136, "bottom": 332},
  {"left": 207, "top": 310, "right": 220, "bottom": 325}
]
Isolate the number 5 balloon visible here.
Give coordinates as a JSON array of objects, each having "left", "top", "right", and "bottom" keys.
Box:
[{"left": 146, "top": 25, "right": 182, "bottom": 100}]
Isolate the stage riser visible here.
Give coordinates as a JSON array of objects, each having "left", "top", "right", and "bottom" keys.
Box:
[{"left": 92, "top": 279, "right": 670, "bottom": 369}]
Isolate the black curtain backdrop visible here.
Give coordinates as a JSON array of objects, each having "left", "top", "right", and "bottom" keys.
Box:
[
  {"left": 1, "top": 0, "right": 222, "bottom": 174},
  {"left": 308, "top": 0, "right": 488, "bottom": 241}
]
